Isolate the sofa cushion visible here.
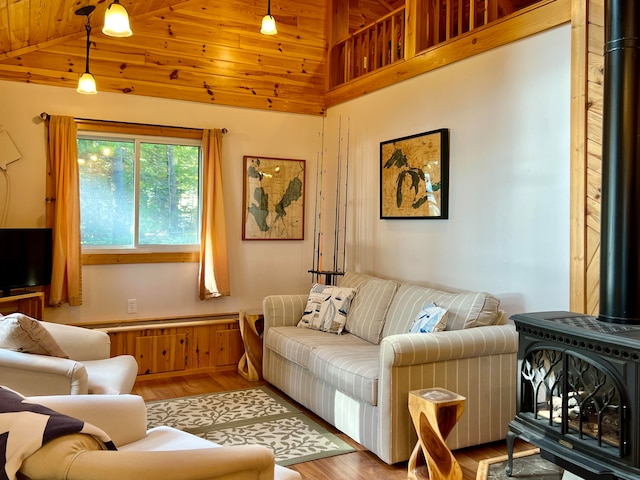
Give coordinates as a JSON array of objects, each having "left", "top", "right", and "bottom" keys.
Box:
[
  {"left": 382, "top": 283, "right": 500, "bottom": 337},
  {"left": 0, "top": 313, "right": 69, "bottom": 358},
  {"left": 298, "top": 283, "right": 356, "bottom": 334},
  {"left": 265, "top": 326, "right": 372, "bottom": 369},
  {"left": 309, "top": 344, "right": 380, "bottom": 406},
  {"left": 340, "top": 272, "right": 398, "bottom": 344}
]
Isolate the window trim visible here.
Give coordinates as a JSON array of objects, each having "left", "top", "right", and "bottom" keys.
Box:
[{"left": 77, "top": 120, "right": 203, "bottom": 265}]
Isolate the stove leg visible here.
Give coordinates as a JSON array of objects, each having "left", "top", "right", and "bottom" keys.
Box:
[{"left": 506, "top": 430, "right": 517, "bottom": 476}]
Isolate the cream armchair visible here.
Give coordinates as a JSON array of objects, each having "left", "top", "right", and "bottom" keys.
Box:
[
  {"left": 0, "top": 321, "right": 137, "bottom": 395},
  {"left": 18, "top": 394, "right": 302, "bottom": 480}
]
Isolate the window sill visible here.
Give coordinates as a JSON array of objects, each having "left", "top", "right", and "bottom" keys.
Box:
[{"left": 82, "top": 252, "right": 199, "bottom": 265}]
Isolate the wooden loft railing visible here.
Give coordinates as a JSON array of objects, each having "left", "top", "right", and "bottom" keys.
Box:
[
  {"left": 330, "top": 7, "right": 406, "bottom": 87},
  {"left": 329, "top": 0, "right": 548, "bottom": 90}
]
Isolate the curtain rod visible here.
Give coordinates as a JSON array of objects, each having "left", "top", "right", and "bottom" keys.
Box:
[{"left": 39, "top": 112, "right": 228, "bottom": 134}]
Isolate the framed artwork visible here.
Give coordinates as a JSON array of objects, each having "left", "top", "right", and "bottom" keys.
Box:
[
  {"left": 242, "top": 155, "right": 305, "bottom": 240},
  {"left": 380, "top": 128, "right": 449, "bottom": 219}
]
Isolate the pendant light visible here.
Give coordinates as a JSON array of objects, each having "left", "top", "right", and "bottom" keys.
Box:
[
  {"left": 260, "top": 0, "right": 277, "bottom": 35},
  {"left": 76, "top": 5, "right": 97, "bottom": 95},
  {"left": 103, "top": 0, "right": 133, "bottom": 37}
]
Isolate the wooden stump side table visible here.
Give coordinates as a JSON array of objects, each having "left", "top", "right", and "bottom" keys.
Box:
[
  {"left": 237, "top": 309, "right": 264, "bottom": 381},
  {"left": 408, "top": 387, "right": 466, "bottom": 480}
]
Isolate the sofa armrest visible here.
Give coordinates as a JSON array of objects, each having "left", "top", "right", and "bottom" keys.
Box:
[
  {"left": 42, "top": 322, "right": 111, "bottom": 361},
  {"left": 262, "top": 295, "right": 307, "bottom": 333},
  {"left": 0, "top": 349, "right": 88, "bottom": 395},
  {"left": 24, "top": 394, "right": 148, "bottom": 447},
  {"left": 380, "top": 323, "right": 518, "bottom": 368}
]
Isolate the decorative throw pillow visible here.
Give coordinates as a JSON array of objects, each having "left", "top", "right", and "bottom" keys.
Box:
[
  {"left": 0, "top": 313, "right": 69, "bottom": 358},
  {"left": 408, "top": 302, "right": 448, "bottom": 333},
  {"left": 298, "top": 284, "right": 356, "bottom": 334}
]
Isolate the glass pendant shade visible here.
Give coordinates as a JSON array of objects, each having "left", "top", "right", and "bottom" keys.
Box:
[
  {"left": 102, "top": 1, "right": 132, "bottom": 37},
  {"left": 260, "top": 14, "right": 277, "bottom": 35},
  {"left": 77, "top": 72, "right": 97, "bottom": 94}
]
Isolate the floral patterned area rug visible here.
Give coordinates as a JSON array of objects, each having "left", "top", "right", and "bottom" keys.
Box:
[{"left": 146, "top": 386, "right": 355, "bottom": 466}]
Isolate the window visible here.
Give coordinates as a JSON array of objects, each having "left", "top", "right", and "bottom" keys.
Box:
[{"left": 77, "top": 123, "right": 202, "bottom": 256}]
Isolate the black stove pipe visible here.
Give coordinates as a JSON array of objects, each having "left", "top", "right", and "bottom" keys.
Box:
[{"left": 598, "top": 0, "right": 640, "bottom": 323}]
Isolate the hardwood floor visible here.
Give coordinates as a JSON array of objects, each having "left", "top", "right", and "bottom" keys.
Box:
[{"left": 132, "top": 371, "right": 533, "bottom": 480}]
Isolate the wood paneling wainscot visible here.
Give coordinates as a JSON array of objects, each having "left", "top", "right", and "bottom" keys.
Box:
[{"left": 103, "top": 317, "right": 244, "bottom": 378}]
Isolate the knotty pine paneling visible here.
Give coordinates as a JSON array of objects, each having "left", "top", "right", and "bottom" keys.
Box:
[
  {"left": 107, "top": 319, "right": 243, "bottom": 378},
  {"left": 0, "top": 0, "right": 327, "bottom": 115},
  {"left": 580, "top": 0, "right": 603, "bottom": 314},
  {"left": 136, "top": 332, "right": 188, "bottom": 375}
]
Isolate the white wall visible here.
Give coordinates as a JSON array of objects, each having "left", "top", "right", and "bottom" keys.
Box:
[
  {"left": 0, "top": 23, "right": 571, "bottom": 323},
  {"left": 0, "top": 81, "right": 323, "bottom": 324},
  {"left": 324, "top": 24, "right": 571, "bottom": 317}
]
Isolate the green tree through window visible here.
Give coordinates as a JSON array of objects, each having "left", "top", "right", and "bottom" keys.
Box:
[{"left": 78, "top": 134, "right": 201, "bottom": 249}]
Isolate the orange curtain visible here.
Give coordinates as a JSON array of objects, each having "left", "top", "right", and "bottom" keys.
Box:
[
  {"left": 199, "top": 129, "right": 230, "bottom": 299},
  {"left": 47, "top": 116, "right": 82, "bottom": 306}
]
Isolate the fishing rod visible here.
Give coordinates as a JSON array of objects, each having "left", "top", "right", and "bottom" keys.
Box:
[
  {"left": 333, "top": 117, "right": 342, "bottom": 274},
  {"left": 341, "top": 118, "right": 350, "bottom": 273}
]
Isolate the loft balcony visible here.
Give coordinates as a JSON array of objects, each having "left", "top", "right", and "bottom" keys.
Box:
[{"left": 326, "top": 0, "right": 566, "bottom": 107}]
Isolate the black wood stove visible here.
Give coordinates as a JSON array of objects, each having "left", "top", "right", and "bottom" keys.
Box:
[
  {"left": 506, "top": 1, "right": 640, "bottom": 479},
  {"left": 507, "top": 312, "right": 640, "bottom": 479}
]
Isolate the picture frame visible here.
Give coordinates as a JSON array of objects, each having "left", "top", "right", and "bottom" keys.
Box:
[
  {"left": 242, "top": 155, "right": 306, "bottom": 240},
  {"left": 380, "top": 128, "right": 449, "bottom": 219}
]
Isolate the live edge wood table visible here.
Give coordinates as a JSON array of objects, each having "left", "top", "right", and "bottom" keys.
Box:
[
  {"left": 237, "top": 309, "right": 264, "bottom": 381},
  {"left": 408, "top": 387, "right": 466, "bottom": 480}
]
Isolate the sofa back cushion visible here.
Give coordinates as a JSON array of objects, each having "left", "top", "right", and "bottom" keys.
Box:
[
  {"left": 339, "top": 272, "right": 398, "bottom": 344},
  {"left": 382, "top": 283, "right": 501, "bottom": 337}
]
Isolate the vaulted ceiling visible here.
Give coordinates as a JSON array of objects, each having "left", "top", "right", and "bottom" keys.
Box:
[{"left": 0, "top": 0, "right": 405, "bottom": 115}]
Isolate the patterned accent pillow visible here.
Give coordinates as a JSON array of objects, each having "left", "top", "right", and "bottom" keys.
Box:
[
  {"left": 408, "top": 302, "right": 448, "bottom": 333},
  {"left": 0, "top": 313, "right": 69, "bottom": 358},
  {"left": 298, "top": 284, "right": 357, "bottom": 334}
]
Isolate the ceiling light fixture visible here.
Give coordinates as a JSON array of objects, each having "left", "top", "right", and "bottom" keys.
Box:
[
  {"left": 103, "top": 0, "right": 132, "bottom": 37},
  {"left": 260, "top": 0, "right": 277, "bottom": 35},
  {"left": 76, "top": 5, "right": 97, "bottom": 95}
]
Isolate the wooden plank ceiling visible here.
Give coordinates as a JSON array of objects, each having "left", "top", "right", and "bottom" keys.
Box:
[
  {"left": 0, "top": 0, "right": 524, "bottom": 116},
  {"left": 0, "top": 0, "right": 331, "bottom": 115}
]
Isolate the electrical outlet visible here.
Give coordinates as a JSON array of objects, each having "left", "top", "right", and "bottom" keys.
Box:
[{"left": 127, "top": 298, "right": 137, "bottom": 314}]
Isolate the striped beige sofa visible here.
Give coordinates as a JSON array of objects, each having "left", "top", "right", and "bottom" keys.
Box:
[{"left": 262, "top": 272, "right": 518, "bottom": 465}]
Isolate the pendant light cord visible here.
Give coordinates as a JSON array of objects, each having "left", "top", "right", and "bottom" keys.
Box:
[{"left": 84, "top": 18, "right": 92, "bottom": 74}]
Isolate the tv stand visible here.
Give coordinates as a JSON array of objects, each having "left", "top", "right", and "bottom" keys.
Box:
[{"left": 0, "top": 292, "right": 45, "bottom": 320}]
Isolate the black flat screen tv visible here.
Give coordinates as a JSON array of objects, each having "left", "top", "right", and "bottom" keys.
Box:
[{"left": 0, "top": 228, "right": 53, "bottom": 297}]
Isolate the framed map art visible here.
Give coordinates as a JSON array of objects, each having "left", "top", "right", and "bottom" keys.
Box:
[
  {"left": 380, "top": 128, "right": 449, "bottom": 219},
  {"left": 242, "top": 156, "right": 305, "bottom": 240}
]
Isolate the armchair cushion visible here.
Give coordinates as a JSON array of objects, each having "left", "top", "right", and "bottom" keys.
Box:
[
  {"left": 39, "top": 322, "right": 110, "bottom": 361},
  {"left": 0, "top": 387, "right": 116, "bottom": 480},
  {"left": 0, "top": 322, "right": 137, "bottom": 396},
  {"left": 21, "top": 394, "right": 302, "bottom": 480},
  {"left": 0, "top": 313, "right": 68, "bottom": 358}
]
